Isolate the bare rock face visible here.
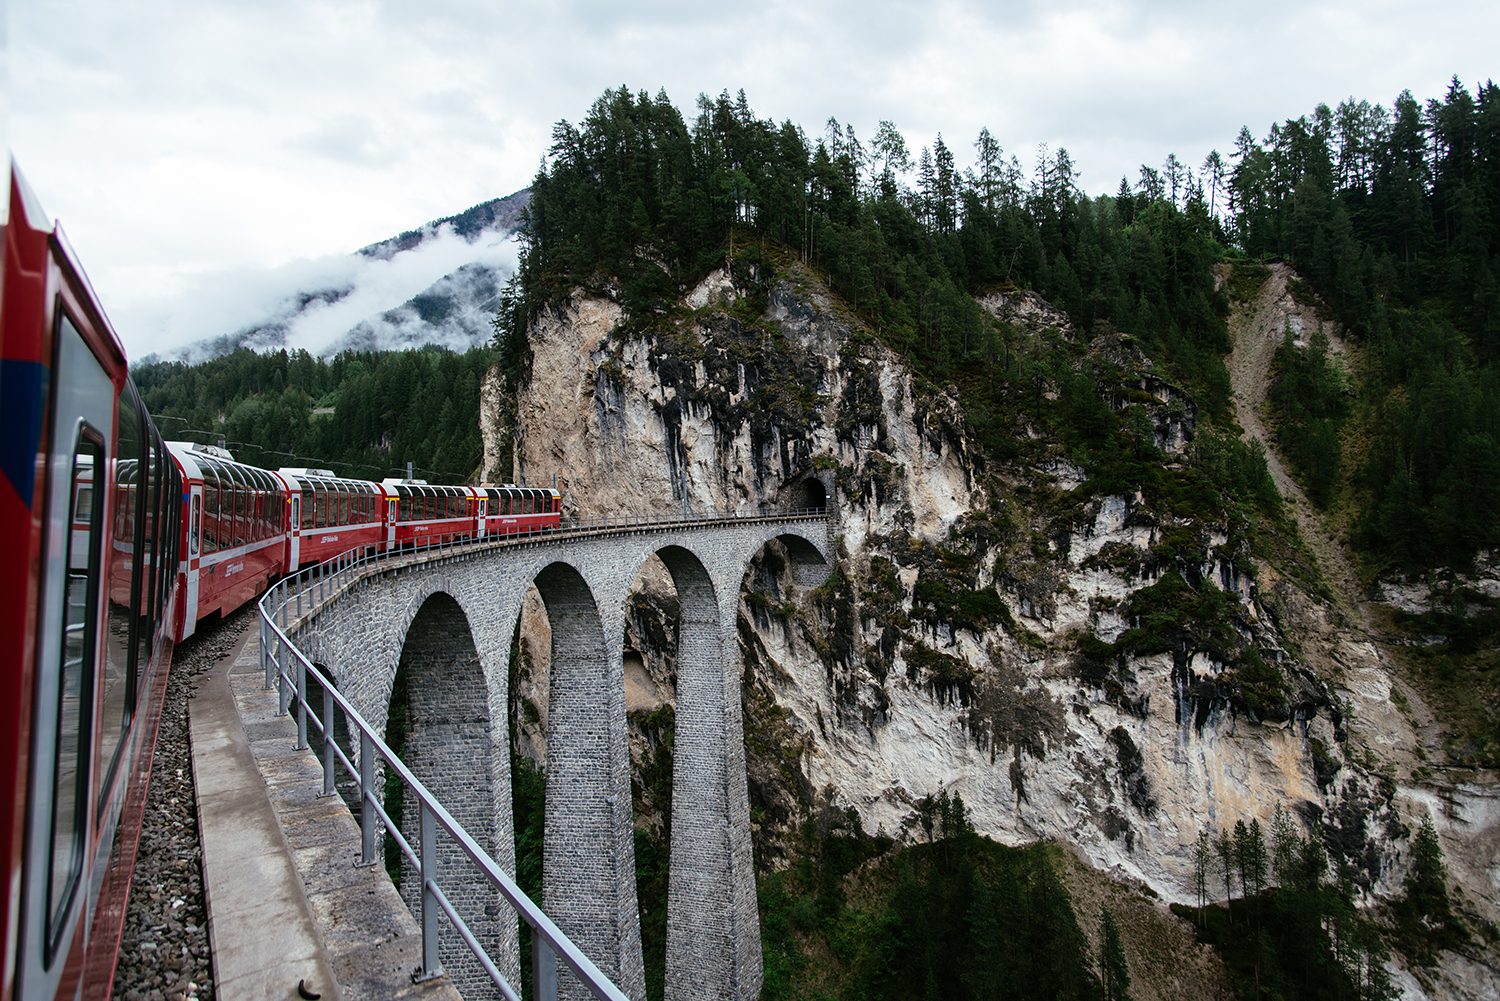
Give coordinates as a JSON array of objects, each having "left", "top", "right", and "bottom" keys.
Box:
[{"left": 484, "top": 261, "right": 1498, "bottom": 996}]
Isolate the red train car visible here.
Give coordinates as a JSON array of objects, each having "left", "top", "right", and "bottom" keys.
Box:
[
  {"left": 1, "top": 165, "right": 182, "bottom": 1001},
  {"left": 479, "top": 484, "right": 562, "bottom": 537},
  {"left": 165, "top": 442, "right": 290, "bottom": 639},
  {"left": 382, "top": 479, "right": 481, "bottom": 547},
  {"left": 276, "top": 467, "right": 384, "bottom": 569}
]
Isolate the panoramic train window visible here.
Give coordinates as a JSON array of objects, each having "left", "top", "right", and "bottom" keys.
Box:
[
  {"left": 134, "top": 439, "right": 160, "bottom": 674},
  {"left": 107, "top": 404, "right": 140, "bottom": 710},
  {"left": 201, "top": 467, "right": 218, "bottom": 554},
  {"left": 49, "top": 423, "right": 104, "bottom": 958}
]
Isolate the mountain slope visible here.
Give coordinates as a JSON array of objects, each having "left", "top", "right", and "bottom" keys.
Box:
[{"left": 172, "top": 189, "right": 529, "bottom": 363}]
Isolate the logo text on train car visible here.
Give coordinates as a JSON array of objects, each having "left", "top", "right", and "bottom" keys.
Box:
[
  {"left": 224, "top": 562, "right": 245, "bottom": 576},
  {"left": 321, "top": 535, "right": 338, "bottom": 543}
]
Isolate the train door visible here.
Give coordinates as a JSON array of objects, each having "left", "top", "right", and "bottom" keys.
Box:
[
  {"left": 385, "top": 497, "right": 396, "bottom": 549},
  {"left": 18, "top": 309, "right": 114, "bottom": 1001},
  {"left": 288, "top": 492, "right": 301, "bottom": 568},
  {"left": 183, "top": 484, "right": 202, "bottom": 637}
]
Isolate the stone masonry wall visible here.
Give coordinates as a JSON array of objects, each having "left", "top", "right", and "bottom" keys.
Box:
[{"left": 292, "top": 518, "right": 831, "bottom": 1001}]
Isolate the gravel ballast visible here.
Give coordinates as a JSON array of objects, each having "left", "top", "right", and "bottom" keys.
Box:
[{"left": 112, "top": 606, "right": 254, "bottom": 1001}]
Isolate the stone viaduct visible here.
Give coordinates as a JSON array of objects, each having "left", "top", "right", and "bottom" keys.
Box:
[{"left": 290, "top": 513, "right": 832, "bottom": 1001}]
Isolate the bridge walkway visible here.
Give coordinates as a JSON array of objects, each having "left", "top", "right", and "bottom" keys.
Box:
[{"left": 190, "top": 620, "right": 462, "bottom": 1001}]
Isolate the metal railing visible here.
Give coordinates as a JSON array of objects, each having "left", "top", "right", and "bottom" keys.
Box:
[
  {"left": 260, "top": 558, "right": 628, "bottom": 1001},
  {"left": 255, "top": 506, "right": 828, "bottom": 1000}
]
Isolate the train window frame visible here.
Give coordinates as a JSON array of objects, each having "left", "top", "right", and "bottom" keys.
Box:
[
  {"left": 190, "top": 493, "right": 201, "bottom": 557},
  {"left": 47, "top": 421, "right": 102, "bottom": 960}
]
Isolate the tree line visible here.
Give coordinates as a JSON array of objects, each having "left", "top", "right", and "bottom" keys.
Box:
[
  {"left": 135, "top": 345, "right": 493, "bottom": 484},
  {"left": 1184, "top": 807, "right": 1461, "bottom": 1000},
  {"left": 758, "top": 793, "right": 1130, "bottom": 1001}
]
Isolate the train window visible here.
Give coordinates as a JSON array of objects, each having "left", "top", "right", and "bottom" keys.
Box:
[
  {"left": 135, "top": 439, "right": 160, "bottom": 671},
  {"left": 230, "top": 481, "right": 243, "bottom": 546},
  {"left": 299, "top": 486, "right": 312, "bottom": 530},
  {"left": 212, "top": 477, "right": 225, "bottom": 549},
  {"left": 398, "top": 489, "right": 411, "bottom": 522},
  {"left": 314, "top": 485, "right": 327, "bottom": 529},
  {"left": 205, "top": 479, "right": 221, "bottom": 553},
  {"left": 338, "top": 490, "right": 349, "bottom": 526},
  {"left": 49, "top": 424, "right": 104, "bottom": 956}
]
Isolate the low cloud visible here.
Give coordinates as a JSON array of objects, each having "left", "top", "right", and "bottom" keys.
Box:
[{"left": 114, "top": 223, "right": 519, "bottom": 361}]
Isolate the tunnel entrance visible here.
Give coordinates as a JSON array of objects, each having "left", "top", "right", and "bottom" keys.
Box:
[{"left": 786, "top": 477, "right": 827, "bottom": 512}]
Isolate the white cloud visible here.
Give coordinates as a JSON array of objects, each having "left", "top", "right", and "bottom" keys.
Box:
[
  {"left": 13, "top": 0, "right": 1499, "bottom": 359},
  {"left": 112, "top": 225, "right": 519, "bottom": 360}
]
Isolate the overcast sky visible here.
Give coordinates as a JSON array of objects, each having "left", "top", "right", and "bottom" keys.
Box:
[{"left": 11, "top": 0, "right": 1498, "bottom": 358}]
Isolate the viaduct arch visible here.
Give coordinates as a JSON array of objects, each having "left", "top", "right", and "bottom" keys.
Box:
[{"left": 295, "top": 517, "right": 831, "bottom": 1001}]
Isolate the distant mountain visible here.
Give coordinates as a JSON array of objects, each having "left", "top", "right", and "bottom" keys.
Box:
[{"left": 172, "top": 189, "right": 529, "bottom": 363}]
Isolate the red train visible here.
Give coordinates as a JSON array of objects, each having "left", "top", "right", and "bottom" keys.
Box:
[
  {"left": 1, "top": 159, "right": 560, "bottom": 1001},
  {"left": 168, "top": 445, "right": 560, "bottom": 639}
]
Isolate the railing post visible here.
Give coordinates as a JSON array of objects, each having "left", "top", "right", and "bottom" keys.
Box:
[
  {"left": 360, "top": 731, "right": 376, "bottom": 866},
  {"left": 278, "top": 642, "right": 291, "bottom": 716},
  {"left": 417, "top": 801, "right": 443, "bottom": 982},
  {"left": 264, "top": 630, "right": 276, "bottom": 690},
  {"left": 321, "top": 673, "right": 336, "bottom": 797},
  {"left": 296, "top": 655, "right": 308, "bottom": 750},
  {"left": 533, "top": 932, "right": 557, "bottom": 1001}
]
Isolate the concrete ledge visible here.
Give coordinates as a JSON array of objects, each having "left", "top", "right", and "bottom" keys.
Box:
[{"left": 192, "top": 626, "right": 462, "bottom": 1001}]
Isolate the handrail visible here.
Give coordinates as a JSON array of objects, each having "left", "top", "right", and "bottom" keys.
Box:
[
  {"left": 259, "top": 575, "right": 629, "bottom": 1000},
  {"left": 255, "top": 506, "right": 829, "bottom": 1000}
]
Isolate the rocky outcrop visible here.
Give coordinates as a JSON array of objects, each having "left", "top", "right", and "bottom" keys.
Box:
[{"left": 486, "top": 258, "right": 1498, "bottom": 997}]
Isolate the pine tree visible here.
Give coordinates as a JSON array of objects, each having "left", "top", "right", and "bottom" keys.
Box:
[
  {"left": 1271, "top": 804, "right": 1301, "bottom": 888},
  {"left": 1403, "top": 815, "right": 1450, "bottom": 924},
  {"left": 1193, "top": 828, "right": 1213, "bottom": 915},
  {"left": 1100, "top": 907, "right": 1131, "bottom": 1001}
]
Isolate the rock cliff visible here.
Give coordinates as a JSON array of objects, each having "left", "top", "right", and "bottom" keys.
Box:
[{"left": 486, "top": 257, "right": 1499, "bottom": 999}]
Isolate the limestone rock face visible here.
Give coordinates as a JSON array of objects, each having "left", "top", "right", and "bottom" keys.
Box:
[{"left": 485, "top": 262, "right": 1498, "bottom": 997}]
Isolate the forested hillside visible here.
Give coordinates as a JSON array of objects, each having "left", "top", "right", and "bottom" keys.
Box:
[
  {"left": 135, "top": 345, "right": 491, "bottom": 483},
  {"left": 1230, "top": 80, "right": 1500, "bottom": 570},
  {"left": 501, "top": 80, "right": 1498, "bottom": 577}
]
